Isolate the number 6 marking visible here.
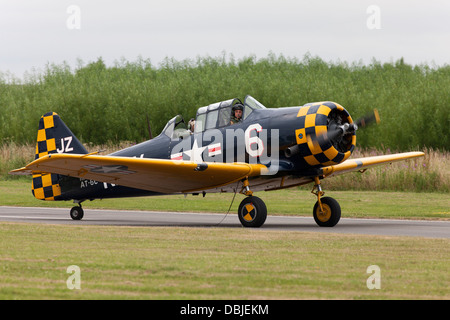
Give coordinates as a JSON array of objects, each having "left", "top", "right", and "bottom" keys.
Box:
[{"left": 245, "top": 124, "right": 264, "bottom": 158}]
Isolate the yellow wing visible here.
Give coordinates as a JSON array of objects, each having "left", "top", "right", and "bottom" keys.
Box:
[
  {"left": 320, "top": 151, "right": 425, "bottom": 177},
  {"left": 9, "top": 154, "right": 268, "bottom": 194}
]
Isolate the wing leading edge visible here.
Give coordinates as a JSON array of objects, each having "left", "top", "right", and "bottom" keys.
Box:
[
  {"left": 320, "top": 151, "right": 425, "bottom": 177},
  {"left": 10, "top": 154, "right": 268, "bottom": 194}
]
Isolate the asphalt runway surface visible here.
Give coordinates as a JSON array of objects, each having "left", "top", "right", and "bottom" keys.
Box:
[{"left": 0, "top": 206, "right": 449, "bottom": 239}]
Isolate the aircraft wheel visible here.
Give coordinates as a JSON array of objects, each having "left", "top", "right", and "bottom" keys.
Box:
[
  {"left": 70, "top": 206, "right": 84, "bottom": 220},
  {"left": 313, "top": 197, "right": 341, "bottom": 227},
  {"left": 238, "top": 196, "right": 267, "bottom": 228}
]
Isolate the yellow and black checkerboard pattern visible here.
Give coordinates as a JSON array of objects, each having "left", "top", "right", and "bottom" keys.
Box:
[
  {"left": 32, "top": 112, "right": 61, "bottom": 201},
  {"left": 36, "top": 112, "right": 58, "bottom": 159},
  {"left": 32, "top": 172, "right": 61, "bottom": 201},
  {"left": 295, "top": 102, "right": 356, "bottom": 167}
]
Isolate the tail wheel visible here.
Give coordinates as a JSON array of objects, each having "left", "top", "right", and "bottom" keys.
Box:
[
  {"left": 70, "top": 206, "right": 84, "bottom": 220},
  {"left": 238, "top": 196, "right": 267, "bottom": 228},
  {"left": 313, "top": 196, "right": 341, "bottom": 227}
]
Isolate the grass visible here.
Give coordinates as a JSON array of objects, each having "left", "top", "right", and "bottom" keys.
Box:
[{"left": 0, "top": 223, "right": 448, "bottom": 299}]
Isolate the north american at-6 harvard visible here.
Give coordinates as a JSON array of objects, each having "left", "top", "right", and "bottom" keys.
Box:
[{"left": 10, "top": 95, "right": 424, "bottom": 228}]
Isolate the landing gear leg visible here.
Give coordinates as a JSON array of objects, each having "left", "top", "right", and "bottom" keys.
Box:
[
  {"left": 311, "top": 177, "right": 341, "bottom": 227},
  {"left": 70, "top": 202, "right": 84, "bottom": 220},
  {"left": 237, "top": 178, "right": 267, "bottom": 228}
]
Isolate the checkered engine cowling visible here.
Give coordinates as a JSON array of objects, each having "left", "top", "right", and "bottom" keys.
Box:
[{"left": 294, "top": 102, "right": 356, "bottom": 167}]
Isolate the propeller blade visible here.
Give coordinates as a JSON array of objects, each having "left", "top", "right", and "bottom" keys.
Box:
[
  {"left": 316, "top": 109, "right": 380, "bottom": 145},
  {"left": 285, "top": 109, "right": 381, "bottom": 158},
  {"left": 355, "top": 109, "right": 380, "bottom": 128}
]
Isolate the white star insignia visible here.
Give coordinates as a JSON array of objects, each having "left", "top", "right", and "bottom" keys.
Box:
[{"left": 183, "top": 139, "right": 206, "bottom": 163}]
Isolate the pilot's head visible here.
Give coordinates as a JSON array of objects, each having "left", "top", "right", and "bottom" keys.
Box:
[
  {"left": 232, "top": 104, "right": 243, "bottom": 119},
  {"left": 188, "top": 118, "right": 195, "bottom": 132}
]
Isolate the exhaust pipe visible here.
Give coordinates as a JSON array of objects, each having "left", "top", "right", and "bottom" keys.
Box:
[{"left": 284, "top": 145, "right": 300, "bottom": 158}]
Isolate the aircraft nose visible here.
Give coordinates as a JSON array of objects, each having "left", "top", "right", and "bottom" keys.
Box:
[{"left": 285, "top": 102, "right": 356, "bottom": 166}]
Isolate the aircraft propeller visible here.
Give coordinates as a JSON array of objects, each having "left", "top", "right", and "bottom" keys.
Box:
[
  {"left": 324, "top": 109, "right": 380, "bottom": 145},
  {"left": 285, "top": 109, "right": 380, "bottom": 158}
]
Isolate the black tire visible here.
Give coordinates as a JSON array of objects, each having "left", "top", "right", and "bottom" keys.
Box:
[
  {"left": 70, "top": 206, "right": 84, "bottom": 220},
  {"left": 238, "top": 196, "right": 267, "bottom": 228},
  {"left": 313, "top": 197, "right": 341, "bottom": 227}
]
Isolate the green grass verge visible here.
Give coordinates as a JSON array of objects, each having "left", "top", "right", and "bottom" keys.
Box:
[
  {"left": 1, "top": 180, "right": 449, "bottom": 220},
  {"left": 1, "top": 180, "right": 449, "bottom": 300},
  {"left": 0, "top": 223, "right": 448, "bottom": 299}
]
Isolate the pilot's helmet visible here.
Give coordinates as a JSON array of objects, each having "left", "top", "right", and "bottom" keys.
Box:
[{"left": 232, "top": 104, "right": 243, "bottom": 111}]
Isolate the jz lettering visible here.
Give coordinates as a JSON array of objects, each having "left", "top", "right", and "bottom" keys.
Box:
[{"left": 57, "top": 136, "right": 73, "bottom": 153}]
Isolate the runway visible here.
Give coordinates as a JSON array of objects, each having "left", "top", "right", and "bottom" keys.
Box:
[{"left": 0, "top": 206, "right": 449, "bottom": 239}]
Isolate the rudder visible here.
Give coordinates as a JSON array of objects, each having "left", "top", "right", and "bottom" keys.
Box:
[{"left": 35, "top": 112, "right": 87, "bottom": 159}]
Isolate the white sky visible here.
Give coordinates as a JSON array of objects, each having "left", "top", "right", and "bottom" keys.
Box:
[{"left": 1, "top": 0, "right": 449, "bottom": 79}]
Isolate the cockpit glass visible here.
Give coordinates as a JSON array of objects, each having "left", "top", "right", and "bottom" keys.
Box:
[
  {"left": 205, "top": 110, "right": 219, "bottom": 130},
  {"left": 194, "top": 113, "right": 205, "bottom": 133},
  {"left": 162, "top": 115, "right": 187, "bottom": 139},
  {"left": 243, "top": 95, "right": 266, "bottom": 120},
  {"left": 193, "top": 96, "right": 266, "bottom": 132},
  {"left": 244, "top": 95, "right": 266, "bottom": 110},
  {"left": 162, "top": 115, "right": 177, "bottom": 138},
  {"left": 218, "top": 107, "right": 232, "bottom": 127}
]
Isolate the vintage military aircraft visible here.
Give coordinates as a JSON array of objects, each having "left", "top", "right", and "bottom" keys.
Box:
[{"left": 10, "top": 95, "right": 424, "bottom": 227}]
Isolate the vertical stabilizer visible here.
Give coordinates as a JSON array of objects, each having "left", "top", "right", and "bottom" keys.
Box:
[{"left": 32, "top": 112, "right": 87, "bottom": 200}]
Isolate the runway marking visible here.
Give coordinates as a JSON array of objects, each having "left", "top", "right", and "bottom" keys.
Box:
[{"left": 0, "top": 215, "right": 67, "bottom": 220}]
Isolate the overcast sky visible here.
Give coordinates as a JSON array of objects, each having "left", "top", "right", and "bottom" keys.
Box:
[{"left": 1, "top": 0, "right": 449, "bottom": 79}]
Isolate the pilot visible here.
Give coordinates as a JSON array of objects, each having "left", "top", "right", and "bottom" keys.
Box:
[
  {"left": 188, "top": 118, "right": 195, "bottom": 133},
  {"left": 230, "top": 104, "right": 243, "bottom": 125}
]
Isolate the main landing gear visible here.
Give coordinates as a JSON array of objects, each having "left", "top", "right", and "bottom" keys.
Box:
[
  {"left": 237, "top": 179, "right": 267, "bottom": 228},
  {"left": 237, "top": 176, "right": 341, "bottom": 228},
  {"left": 311, "top": 177, "right": 341, "bottom": 227},
  {"left": 70, "top": 202, "right": 84, "bottom": 220}
]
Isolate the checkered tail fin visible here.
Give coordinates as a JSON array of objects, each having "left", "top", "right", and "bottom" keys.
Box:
[{"left": 32, "top": 112, "right": 88, "bottom": 201}]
